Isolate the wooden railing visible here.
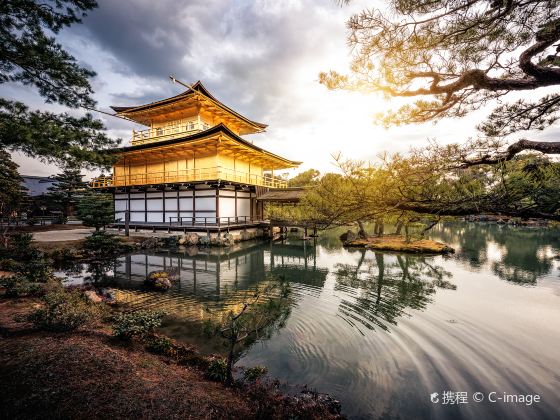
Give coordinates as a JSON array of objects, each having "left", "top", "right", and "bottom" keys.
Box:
[
  {"left": 90, "top": 166, "right": 288, "bottom": 188},
  {"left": 131, "top": 122, "right": 209, "bottom": 145},
  {"left": 168, "top": 216, "right": 252, "bottom": 227}
]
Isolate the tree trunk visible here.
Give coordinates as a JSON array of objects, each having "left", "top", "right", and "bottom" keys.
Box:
[
  {"left": 357, "top": 220, "right": 368, "bottom": 239},
  {"left": 225, "top": 334, "right": 236, "bottom": 387},
  {"left": 404, "top": 224, "right": 410, "bottom": 243},
  {"left": 395, "top": 221, "right": 404, "bottom": 235}
]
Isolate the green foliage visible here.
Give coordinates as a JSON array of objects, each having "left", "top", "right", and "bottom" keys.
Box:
[
  {"left": 26, "top": 282, "right": 103, "bottom": 332},
  {"left": 0, "top": 150, "right": 27, "bottom": 219},
  {"left": 0, "top": 232, "right": 52, "bottom": 283},
  {"left": 0, "top": 275, "right": 42, "bottom": 297},
  {"left": 112, "top": 310, "right": 166, "bottom": 340},
  {"left": 76, "top": 191, "right": 115, "bottom": 231},
  {"left": 47, "top": 164, "right": 86, "bottom": 217},
  {"left": 243, "top": 366, "right": 268, "bottom": 382},
  {"left": 0, "top": 1, "right": 119, "bottom": 167},
  {"left": 206, "top": 358, "right": 228, "bottom": 382},
  {"left": 288, "top": 169, "right": 320, "bottom": 187},
  {"left": 144, "top": 336, "right": 174, "bottom": 355},
  {"left": 82, "top": 230, "right": 126, "bottom": 258}
]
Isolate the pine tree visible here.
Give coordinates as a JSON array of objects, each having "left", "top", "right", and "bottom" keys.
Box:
[
  {"left": 76, "top": 191, "right": 114, "bottom": 231},
  {"left": 0, "top": 149, "right": 27, "bottom": 220},
  {"left": 47, "top": 165, "right": 86, "bottom": 218},
  {"left": 0, "top": 0, "right": 118, "bottom": 167}
]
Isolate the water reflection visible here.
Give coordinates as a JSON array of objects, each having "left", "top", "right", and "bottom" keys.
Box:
[
  {"left": 335, "top": 251, "right": 455, "bottom": 333},
  {"left": 430, "top": 222, "right": 560, "bottom": 284},
  {"left": 61, "top": 223, "right": 560, "bottom": 419}
]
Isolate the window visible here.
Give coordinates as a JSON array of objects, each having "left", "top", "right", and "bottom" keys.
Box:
[
  {"left": 189, "top": 122, "right": 195, "bottom": 130},
  {"left": 156, "top": 128, "right": 163, "bottom": 136}
]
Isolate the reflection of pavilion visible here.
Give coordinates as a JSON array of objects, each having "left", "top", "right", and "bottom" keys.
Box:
[{"left": 114, "top": 239, "right": 328, "bottom": 298}]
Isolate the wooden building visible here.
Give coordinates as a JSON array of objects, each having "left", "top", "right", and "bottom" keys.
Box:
[{"left": 91, "top": 82, "right": 300, "bottom": 227}]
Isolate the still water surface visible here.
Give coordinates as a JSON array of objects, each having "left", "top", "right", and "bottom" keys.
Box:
[{"left": 65, "top": 222, "right": 560, "bottom": 420}]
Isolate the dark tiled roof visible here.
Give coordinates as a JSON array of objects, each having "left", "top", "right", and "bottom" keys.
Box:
[{"left": 256, "top": 188, "right": 306, "bottom": 202}]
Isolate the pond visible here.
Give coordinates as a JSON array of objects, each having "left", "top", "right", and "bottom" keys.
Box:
[{"left": 63, "top": 221, "right": 560, "bottom": 420}]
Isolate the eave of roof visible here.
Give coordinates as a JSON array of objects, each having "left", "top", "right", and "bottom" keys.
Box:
[
  {"left": 111, "top": 123, "right": 301, "bottom": 167},
  {"left": 110, "top": 81, "right": 267, "bottom": 129}
]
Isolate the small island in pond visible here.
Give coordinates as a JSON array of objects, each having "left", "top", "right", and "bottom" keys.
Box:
[{"left": 342, "top": 234, "right": 455, "bottom": 254}]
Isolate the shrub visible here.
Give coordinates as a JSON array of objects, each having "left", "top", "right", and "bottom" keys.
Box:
[
  {"left": 112, "top": 310, "right": 165, "bottom": 340},
  {"left": 206, "top": 358, "right": 228, "bottom": 382},
  {"left": 27, "top": 283, "right": 103, "bottom": 331},
  {"left": 144, "top": 335, "right": 174, "bottom": 355},
  {"left": 0, "top": 275, "right": 42, "bottom": 297},
  {"left": 26, "top": 217, "right": 38, "bottom": 226},
  {"left": 83, "top": 231, "right": 126, "bottom": 258},
  {"left": 243, "top": 365, "right": 268, "bottom": 382}
]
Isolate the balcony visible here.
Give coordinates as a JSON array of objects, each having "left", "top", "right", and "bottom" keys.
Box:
[
  {"left": 131, "top": 122, "right": 209, "bottom": 145},
  {"left": 90, "top": 166, "right": 288, "bottom": 189}
]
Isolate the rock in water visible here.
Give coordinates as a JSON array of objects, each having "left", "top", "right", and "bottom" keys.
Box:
[
  {"left": 145, "top": 270, "right": 173, "bottom": 291},
  {"left": 339, "top": 230, "right": 357, "bottom": 243}
]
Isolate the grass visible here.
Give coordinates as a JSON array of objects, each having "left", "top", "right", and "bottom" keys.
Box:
[{"left": 345, "top": 234, "right": 454, "bottom": 254}]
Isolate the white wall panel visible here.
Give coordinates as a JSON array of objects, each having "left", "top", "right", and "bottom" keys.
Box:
[
  {"left": 195, "top": 197, "right": 216, "bottom": 211},
  {"left": 179, "top": 198, "right": 193, "bottom": 211},
  {"left": 130, "top": 212, "right": 144, "bottom": 222},
  {"left": 237, "top": 191, "right": 251, "bottom": 198},
  {"left": 147, "top": 192, "right": 163, "bottom": 198},
  {"left": 220, "top": 190, "right": 236, "bottom": 197},
  {"left": 237, "top": 199, "right": 251, "bottom": 217},
  {"left": 147, "top": 200, "right": 163, "bottom": 211},
  {"left": 115, "top": 194, "right": 127, "bottom": 200},
  {"left": 115, "top": 200, "right": 127, "bottom": 211},
  {"left": 179, "top": 190, "right": 193, "bottom": 197},
  {"left": 147, "top": 212, "right": 163, "bottom": 222},
  {"left": 219, "top": 197, "right": 236, "bottom": 218},
  {"left": 130, "top": 200, "right": 145, "bottom": 211},
  {"left": 165, "top": 198, "right": 178, "bottom": 211},
  {"left": 130, "top": 193, "right": 144, "bottom": 199},
  {"left": 115, "top": 211, "right": 125, "bottom": 221}
]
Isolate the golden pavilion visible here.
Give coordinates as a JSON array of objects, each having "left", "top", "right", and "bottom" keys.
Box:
[{"left": 91, "top": 81, "right": 300, "bottom": 227}]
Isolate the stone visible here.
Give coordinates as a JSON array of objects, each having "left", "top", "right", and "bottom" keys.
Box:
[
  {"left": 145, "top": 270, "right": 173, "bottom": 291},
  {"left": 222, "top": 233, "right": 235, "bottom": 247},
  {"left": 185, "top": 233, "right": 199, "bottom": 246},
  {"left": 339, "top": 230, "right": 357, "bottom": 243},
  {"left": 199, "top": 235, "right": 211, "bottom": 246},
  {"left": 84, "top": 290, "right": 103, "bottom": 303}
]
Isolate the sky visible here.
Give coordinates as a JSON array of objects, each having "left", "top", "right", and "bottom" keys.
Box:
[{"left": 2, "top": 0, "right": 557, "bottom": 179}]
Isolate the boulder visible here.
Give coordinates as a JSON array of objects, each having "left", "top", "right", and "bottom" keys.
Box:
[
  {"left": 140, "top": 237, "right": 159, "bottom": 249},
  {"left": 339, "top": 230, "right": 357, "bottom": 243},
  {"left": 145, "top": 270, "right": 174, "bottom": 291},
  {"left": 185, "top": 233, "right": 199, "bottom": 246},
  {"left": 84, "top": 290, "right": 103, "bottom": 303},
  {"left": 199, "top": 235, "right": 211, "bottom": 246},
  {"left": 222, "top": 233, "right": 235, "bottom": 247}
]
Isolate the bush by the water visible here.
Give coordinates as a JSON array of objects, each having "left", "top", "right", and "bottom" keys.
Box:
[
  {"left": 144, "top": 335, "right": 174, "bottom": 355},
  {"left": 83, "top": 231, "right": 131, "bottom": 258},
  {"left": 0, "top": 232, "right": 52, "bottom": 286},
  {"left": 26, "top": 282, "right": 104, "bottom": 331},
  {"left": 206, "top": 358, "right": 228, "bottom": 382},
  {"left": 112, "top": 310, "right": 165, "bottom": 340},
  {"left": 243, "top": 365, "right": 268, "bottom": 382}
]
